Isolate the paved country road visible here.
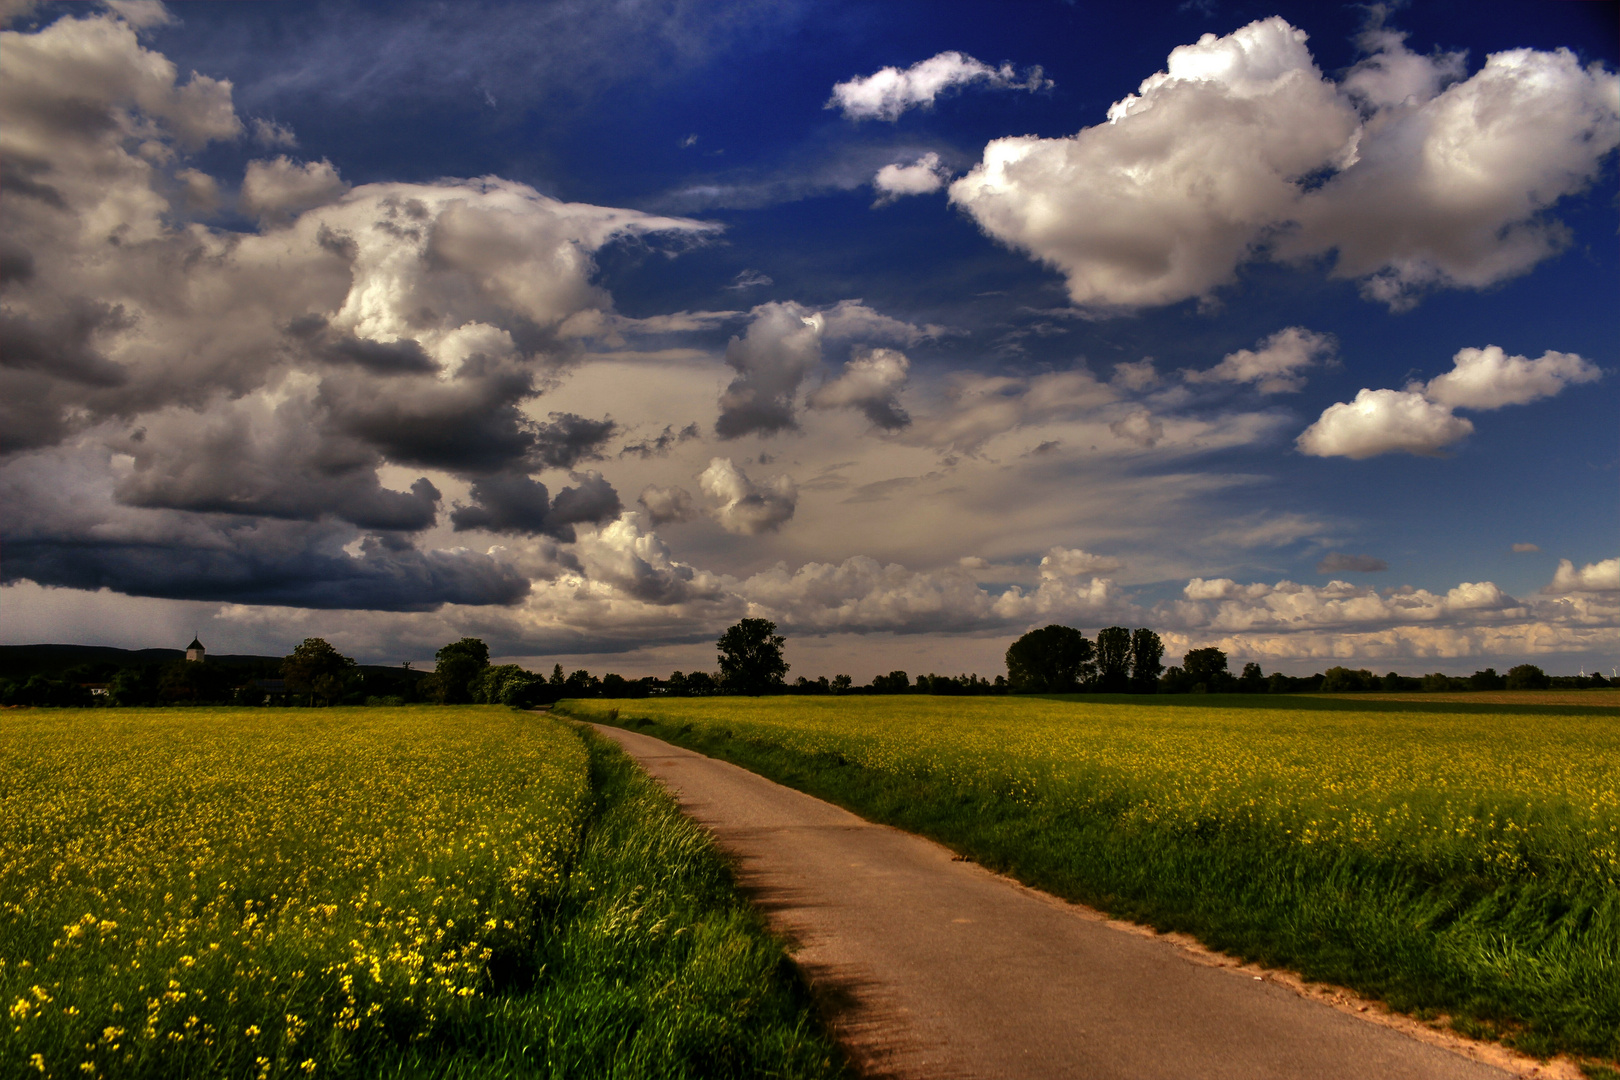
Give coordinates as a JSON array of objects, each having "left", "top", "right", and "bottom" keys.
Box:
[{"left": 591, "top": 723, "right": 1521, "bottom": 1080}]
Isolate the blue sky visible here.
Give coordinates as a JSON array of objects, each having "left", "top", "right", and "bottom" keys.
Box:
[{"left": 1, "top": 0, "right": 1615, "bottom": 678}]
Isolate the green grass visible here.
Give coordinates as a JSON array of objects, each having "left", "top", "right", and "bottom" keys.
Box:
[
  {"left": 560, "top": 695, "right": 1620, "bottom": 1064},
  {"left": 0, "top": 708, "right": 845, "bottom": 1079}
]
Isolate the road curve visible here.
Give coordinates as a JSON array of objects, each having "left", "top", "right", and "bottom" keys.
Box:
[{"left": 591, "top": 723, "right": 1515, "bottom": 1080}]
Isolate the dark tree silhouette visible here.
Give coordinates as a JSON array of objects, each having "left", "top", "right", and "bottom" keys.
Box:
[
  {"left": 1182, "top": 647, "right": 1230, "bottom": 692},
  {"left": 429, "top": 637, "right": 489, "bottom": 704},
  {"left": 1094, "top": 627, "right": 1132, "bottom": 692},
  {"left": 1129, "top": 628, "right": 1165, "bottom": 693},
  {"left": 1005, "top": 625, "right": 1094, "bottom": 693},
  {"left": 716, "top": 619, "right": 788, "bottom": 695},
  {"left": 281, "top": 637, "right": 357, "bottom": 705}
]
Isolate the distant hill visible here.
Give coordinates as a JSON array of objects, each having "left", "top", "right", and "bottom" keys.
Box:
[{"left": 0, "top": 644, "right": 424, "bottom": 682}]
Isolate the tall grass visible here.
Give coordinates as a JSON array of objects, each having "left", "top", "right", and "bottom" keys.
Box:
[
  {"left": 0, "top": 708, "right": 844, "bottom": 1079},
  {"left": 562, "top": 695, "right": 1620, "bottom": 1063}
]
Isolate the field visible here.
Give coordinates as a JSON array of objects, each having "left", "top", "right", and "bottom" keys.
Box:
[
  {"left": 0, "top": 708, "right": 844, "bottom": 1080},
  {"left": 561, "top": 694, "right": 1620, "bottom": 1064}
]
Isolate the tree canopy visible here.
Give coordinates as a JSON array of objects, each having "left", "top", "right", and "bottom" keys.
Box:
[
  {"left": 716, "top": 619, "right": 788, "bottom": 695},
  {"left": 280, "top": 637, "right": 357, "bottom": 705},
  {"left": 1005, "top": 624, "right": 1094, "bottom": 693},
  {"left": 429, "top": 637, "right": 490, "bottom": 704}
]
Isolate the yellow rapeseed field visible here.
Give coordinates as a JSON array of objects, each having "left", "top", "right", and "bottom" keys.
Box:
[
  {"left": 0, "top": 707, "right": 587, "bottom": 1079},
  {"left": 569, "top": 696, "right": 1620, "bottom": 886}
]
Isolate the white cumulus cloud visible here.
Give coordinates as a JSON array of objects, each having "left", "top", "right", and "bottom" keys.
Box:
[
  {"left": 872, "top": 152, "right": 950, "bottom": 204},
  {"left": 1186, "top": 327, "right": 1335, "bottom": 393},
  {"left": 1422, "top": 346, "right": 1600, "bottom": 410},
  {"left": 1299, "top": 344, "right": 1598, "bottom": 459},
  {"left": 699, "top": 457, "right": 797, "bottom": 535},
  {"left": 1296, "top": 388, "right": 1474, "bottom": 459},
  {"left": 808, "top": 347, "right": 910, "bottom": 430},
  {"left": 1544, "top": 558, "right": 1620, "bottom": 595},
  {"left": 238, "top": 156, "right": 349, "bottom": 227},
  {"left": 828, "top": 51, "right": 1050, "bottom": 122},
  {"left": 948, "top": 17, "right": 1619, "bottom": 311}
]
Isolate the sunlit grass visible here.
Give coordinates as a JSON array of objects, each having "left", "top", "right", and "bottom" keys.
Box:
[{"left": 564, "top": 695, "right": 1620, "bottom": 1062}]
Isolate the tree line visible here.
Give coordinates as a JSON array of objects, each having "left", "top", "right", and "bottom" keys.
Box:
[{"left": 0, "top": 618, "right": 1605, "bottom": 708}]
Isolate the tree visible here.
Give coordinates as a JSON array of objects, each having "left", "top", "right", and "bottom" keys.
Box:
[
  {"left": 1505, "top": 664, "right": 1550, "bottom": 690},
  {"left": 428, "top": 638, "right": 489, "bottom": 704},
  {"left": 1094, "top": 627, "right": 1132, "bottom": 692},
  {"left": 1129, "top": 629, "right": 1165, "bottom": 693},
  {"left": 872, "top": 670, "right": 911, "bottom": 694},
  {"left": 281, "top": 638, "right": 357, "bottom": 706},
  {"left": 831, "top": 674, "right": 853, "bottom": 694},
  {"left": 1005, "top": 625, "right": 1094, "bottom": 693},
  {"left": 1469, "top": 667, "right": 1506, "bottom": 691},
  {"left": 716, "top": 618, "right": 788, "bottom": 695},
  {"left": 1238, "top": 662, "right": 1266, "bottom": 692},
  {"left": 1181, "top": 647, "right": 1229, "bottom": 693}
]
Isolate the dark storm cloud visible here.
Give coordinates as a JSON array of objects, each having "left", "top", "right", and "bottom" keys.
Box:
[
  {"left": 450, "top": 470, "right": 621, "bottom": 540},
  {"left": 320, "top": 370, "right": 539, "bottom": 473},
  {"left": 286, "top": 315, "right": 440, "bottom": 375},
  {"left": 0, "top": 300, "right": 132, "bottom": 387},
  {"left": 0, "top": 523, "right": 530, "bottom": 611},
  {"left": 533, "top": 412, "right": 618, "bottom": 469}
]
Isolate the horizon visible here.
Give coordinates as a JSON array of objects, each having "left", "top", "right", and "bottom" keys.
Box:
[{"left": 2, "top": 0, "right": 1616, "bottom": 681}]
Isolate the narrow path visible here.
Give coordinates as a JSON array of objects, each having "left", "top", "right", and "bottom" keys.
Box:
[{"left": 592, "top": 724, "right": 1518, "bottom": 1080}]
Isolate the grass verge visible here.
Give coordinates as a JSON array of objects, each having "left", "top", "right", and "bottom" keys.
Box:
[{"left": 560, "top": 696, "right": 1620, "bottom": 1068}]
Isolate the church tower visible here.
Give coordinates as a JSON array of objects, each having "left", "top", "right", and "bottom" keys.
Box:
[{"left": 186, "top": 636, "right": 206, "bottom": 662}]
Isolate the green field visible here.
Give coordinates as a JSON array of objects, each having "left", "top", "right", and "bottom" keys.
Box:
[
  {"left": 561, "top": 694, "right": 1620, "bottom": 1064},
  {"left": 0, "top": 708, "right": 845, "bottom": 1080}
]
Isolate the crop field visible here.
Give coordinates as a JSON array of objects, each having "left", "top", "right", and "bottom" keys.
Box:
[
  {"left": 0, "top": 708, "right": 843, "bottom": 1080},
  {"left": 562, "top": 695, "right": 1620, "bottom": 1063}
]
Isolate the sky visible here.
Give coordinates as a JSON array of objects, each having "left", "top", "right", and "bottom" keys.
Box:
[{"left": 1, "top": 0, "right": 1616, "bottom": 680}]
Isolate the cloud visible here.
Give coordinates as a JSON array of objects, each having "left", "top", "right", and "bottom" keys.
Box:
[
  {"left": 1110, "top": 360, "right": 1161, "bottom": 392},
  {"left": 1544, "top": 558, "right": 1620, "bottom": 595},
  {"left": 1039, "top": 547, "right": 1122, "bottom": 577},
  {"left": 638, "top": 484, "right": 697, "bottom": 526},
  {"left": 1283, "top": 41, "right": 1620, "bottom": 308},
  {"left": 0, "top": 7, "right": 716, "bottom": 611},
  {"left": 1316, "top": 552, "right": 1388, "bottom": 573},
  {"left": 110, "top": 391, "right": 445, "bottom": 532},
  {"left": 1296, "top": 388, "right": 1473, "bottom": 459},
  {"left": 250, "top": 117, "right": 299, "bottom": 148},
  {"left": 620, "top": 422, "right": 699, "bottom": 459},
  {"left": 724, "top": 268, "right": 773, "bottom": 290},
  {"left": 1421, "top": 346, "right": 1600, "bottom": 410},
  {"left": 1186, "top": 327, "right": 1335, "bottom": 393},
  {"left": 450, "top": 470, "right": 621, "bottom": 540},
  {"left": 1173, "top": 576, "right": 1522, "bottom": 633},
  {"left": 239, "top": 156, "right": 349, "bottom": 226},
  {"left": 699, "top": 457, "right": 796, "bottom": 534},
  {"left": 714, "top": 302, "right": 824, "bottom": 438},
  {"left": 1511, "top": 543, "right": 1539, "bottom": 554},
  {"left": 1108, "top": 410, "right": 1164, "bottom": 448},
  {"left": 872, "top": 152, "right": 950, "bottom": 204},
  {"left": 828, "top": 51, "right": 1050, "bottom": 122},
  {"left": 949, "top": 17, "right": 1619, "bottom": 311},
  {"left": 1298, "top": 344, "right": 1597, "bottom": 459},
  {"left": 950, "top": 18, "right": 1357, "bottom": 309},
  {"left": 818, "top": 299, "right": 945, "bottom": 345},
  {"left": 808, "top": 347, "right": 910, "bottom": 429}
]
